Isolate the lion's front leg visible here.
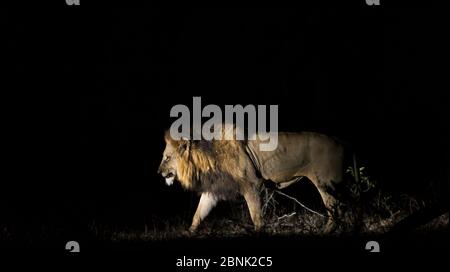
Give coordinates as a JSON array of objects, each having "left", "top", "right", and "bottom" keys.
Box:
[{"left": 189, "top": 192, "right": 218, "bottom": 232}]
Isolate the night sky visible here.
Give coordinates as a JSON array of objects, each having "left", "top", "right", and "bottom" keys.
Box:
[{"left": 4, "top": 6, "right": 449, "bottom": 253}]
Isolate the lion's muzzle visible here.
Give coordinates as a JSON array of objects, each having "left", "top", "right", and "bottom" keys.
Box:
[
  {"left": 164, "top": 172, "right": 175, "bottom": 186},
  {"left": 158, "top": 166, "right": 175, "bottom": 186}
]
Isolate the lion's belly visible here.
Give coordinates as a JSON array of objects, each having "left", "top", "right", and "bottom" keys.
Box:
[
  {"left": 247, "top": 133, "right": 311, "bottom": 183},
  {"left": 259, "top": 153, "right": 310, "bottom": 183}
]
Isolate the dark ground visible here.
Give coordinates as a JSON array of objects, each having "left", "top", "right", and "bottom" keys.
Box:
[{"left": 2, "top": 3, "right": 449, "bottom": 265}]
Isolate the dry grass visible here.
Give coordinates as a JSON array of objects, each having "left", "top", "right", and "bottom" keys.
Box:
[
  {"left": 97, "top": 168, "right": 447, "bottom": 242},
  {"left": 1, "top": 168, "right": 447, "bottom": 244},
  {"left": 97, "top": 189, "right": 446, "bottom": 242}
]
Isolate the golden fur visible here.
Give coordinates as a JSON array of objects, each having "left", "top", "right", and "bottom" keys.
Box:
[
  {"left": 163, "top": 131, "right": 256, "bottom": 198},
  {"left": 159, "top": 129, "right": 346, "bottom": 232}
]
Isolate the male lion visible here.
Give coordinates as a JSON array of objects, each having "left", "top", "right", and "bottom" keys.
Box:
[{"left": 158, "top": 129, "right": 345, "bottom": 233}]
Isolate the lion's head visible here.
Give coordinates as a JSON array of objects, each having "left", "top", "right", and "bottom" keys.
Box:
[
  {"left": 158, "top": 131, "right": 187, "bottom": 186},
  {"left": 158, "top": 131, "right": 239, "bottom": 193}
]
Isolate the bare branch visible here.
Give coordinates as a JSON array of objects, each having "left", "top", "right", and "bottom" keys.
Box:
[
  {"left": 277, "top": 212, "right": 297, "bottom": 220},
  {"left": 274, "top": 190, "right": 329, "bottom": 218}
]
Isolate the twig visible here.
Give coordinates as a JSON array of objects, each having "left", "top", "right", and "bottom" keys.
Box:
[
  {"left": 277, "top": 212, "right": 297, "bottom": 220},
  {"left": 262, "top": 189, "right": 274, "bottom": 216},
  {"left": 274, "top": 190, "right": 329, "bottom": 218}
]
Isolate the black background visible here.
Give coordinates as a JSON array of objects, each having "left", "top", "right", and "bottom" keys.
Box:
[{"left": 3, "top": 5, "right": 449, "bottom": 260}]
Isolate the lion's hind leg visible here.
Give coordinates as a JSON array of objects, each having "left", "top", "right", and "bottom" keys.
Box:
[{"left": 318, "top": 189, "right": 338, "bottom": 234}]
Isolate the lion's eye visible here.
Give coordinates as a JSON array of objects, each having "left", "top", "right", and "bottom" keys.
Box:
[{"left": 165, "top": 156, "right": 171, "bottom": 162}]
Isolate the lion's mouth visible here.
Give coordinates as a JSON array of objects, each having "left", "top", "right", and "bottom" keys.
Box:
[{"left": 165, "top": 173, "right": 175, "bottom": 186}]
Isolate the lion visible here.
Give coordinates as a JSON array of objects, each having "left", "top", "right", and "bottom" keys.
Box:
[{"left": 158, "top": 128, "right": 346, "bottom": 233}]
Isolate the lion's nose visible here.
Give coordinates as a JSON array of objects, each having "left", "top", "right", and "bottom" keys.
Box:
[{"left": 157, "top": 167, "right": 167, "bottom": 177}]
